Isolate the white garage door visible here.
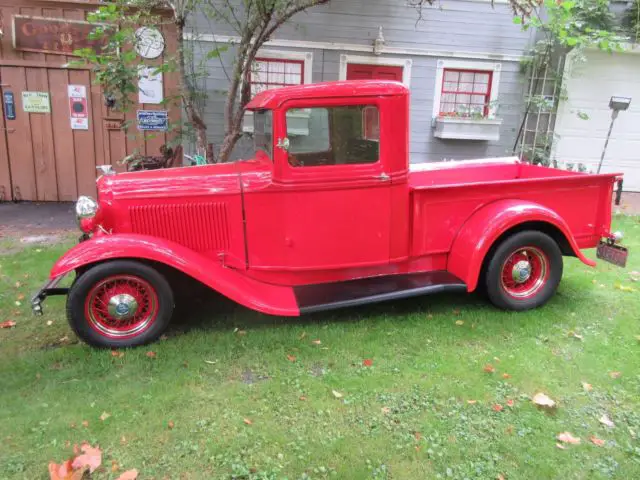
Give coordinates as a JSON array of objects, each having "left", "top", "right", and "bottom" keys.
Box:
[{"left": 554, "top": 49, "right": 640, "bottom": 191}]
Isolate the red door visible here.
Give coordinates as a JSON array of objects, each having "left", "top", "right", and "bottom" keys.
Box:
[{"left": 346, "top": 64, "right": 403, "bottom": 82}]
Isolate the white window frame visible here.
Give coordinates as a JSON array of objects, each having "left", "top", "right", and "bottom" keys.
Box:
[
  {"left": 243, "top": 49, "right": 313, "bottom": 132},
  {"left": 432, "top": 59, "right": 502, "bottom": 121},
  {"left": 339, "top": 54, "right": 412, "bottom": 87}
]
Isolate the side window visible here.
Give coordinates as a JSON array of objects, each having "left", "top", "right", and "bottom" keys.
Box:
[{"left": 286, "top": 105, "right": 379, "bottom": 167}]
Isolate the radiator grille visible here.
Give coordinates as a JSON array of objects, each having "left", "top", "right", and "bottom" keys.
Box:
[{"left": 129, "top": 203, "right": 230, "bottom": 252}]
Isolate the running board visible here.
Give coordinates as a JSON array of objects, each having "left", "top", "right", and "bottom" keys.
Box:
[{"left": 295, "top": 271, "right": 466, "bottom": 314}]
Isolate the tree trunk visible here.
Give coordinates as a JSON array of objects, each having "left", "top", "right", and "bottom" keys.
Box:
[{"left": 175, "top": 19, "right": 208, "bottom": 159}]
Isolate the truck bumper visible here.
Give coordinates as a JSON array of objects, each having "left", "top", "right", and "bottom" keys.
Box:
[{"left": 31, "top": 275, "right": 69, "bottom": 315}]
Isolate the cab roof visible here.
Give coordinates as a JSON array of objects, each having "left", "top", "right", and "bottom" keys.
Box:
[{"left": 246, "top": 80, "right": 409, "bottom": 110}]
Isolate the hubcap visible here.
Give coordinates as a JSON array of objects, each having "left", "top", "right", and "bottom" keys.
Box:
[
  {"left": 512, "top": 260, "right": 532, "bottom": 284},
  {"left": 84, "top": 275, "right": 158, "bottom": 339},
  {"left": 500, "top": 247, "right": 549, "bottom": 299},
  {"left": 107, "top": 294, "right": 139, "bottom": 321}
]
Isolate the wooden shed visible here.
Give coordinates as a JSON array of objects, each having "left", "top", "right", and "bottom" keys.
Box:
[{"left": 0, "top": 0, "right": 179, "bottom": 202}]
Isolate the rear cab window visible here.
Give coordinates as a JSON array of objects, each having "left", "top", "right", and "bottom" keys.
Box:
[{"left": 285, "top": 105, "right": 380, "bottom": 167}]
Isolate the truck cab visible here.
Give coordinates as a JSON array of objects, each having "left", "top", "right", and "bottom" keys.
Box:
[{"left": 32, "top": 80, "right": 626, "bottom": 348}]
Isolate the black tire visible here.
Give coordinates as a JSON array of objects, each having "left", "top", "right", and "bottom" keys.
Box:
[
  {"left": 67, "top": 260, "right": 174, "bottom": 348},
  {"left": 485, "top": 231, "right": 563, "bottom": 311}
]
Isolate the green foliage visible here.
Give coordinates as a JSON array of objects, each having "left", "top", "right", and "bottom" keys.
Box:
[{"left": 622, "top": 0, "right": 640, "bottom": 43}]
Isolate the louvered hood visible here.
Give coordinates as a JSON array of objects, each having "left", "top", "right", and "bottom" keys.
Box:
[{"left": 95, "top": 160, "right": 269, "bottom": 265}]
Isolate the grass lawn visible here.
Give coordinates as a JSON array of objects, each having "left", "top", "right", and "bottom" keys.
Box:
[{"left": 1, "top": 216, "right": 639, "bottom": 480}]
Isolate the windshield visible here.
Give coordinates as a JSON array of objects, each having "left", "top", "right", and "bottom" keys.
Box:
[{"left": 253, "top": 110, "right": 273, "bottom": 159}]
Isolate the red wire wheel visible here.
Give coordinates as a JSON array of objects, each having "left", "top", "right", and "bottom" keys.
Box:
[
  {"left": 500, "top": 246, "right": 550, "bottom": 299},
  {"left": 84, "top": 275, "right": 159, "bottom": 339}
]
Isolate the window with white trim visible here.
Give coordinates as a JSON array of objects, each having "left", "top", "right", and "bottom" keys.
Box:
[
  {"left": 439, "top": 69, "right": 493, "bottom": 118},
  {"left": 250, "top": 58, "right": 305, "bottom": 96}
]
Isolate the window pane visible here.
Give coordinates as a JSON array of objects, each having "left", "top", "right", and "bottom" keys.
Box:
[
  {"left": 460, "top": 72, "right": 474, "bottom": 83},
  {"left": 443, "top": 82, "right": 458, "bottom": 91},
  {"left": 459, "top": 82, "right": 473, "bottom": 92},
  {"left": 444, "top": 70, "right": 459, "bottom": 82},
  {"left": 287, "top": 106, "right": 379, "bottom": 167},
  {"left": 252, "top": 59, "right": 304, "bottom": 97},
  {"left": 254, "top": 110, "right": 273, "bottom": 158},
  {"left": 475, "top": 73, "right": 490, "bottom": 84},
  {"left": 473, "top": 82, "right": 488, "bottom": 94}
]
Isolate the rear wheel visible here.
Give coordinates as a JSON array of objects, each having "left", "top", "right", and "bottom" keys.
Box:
[
  {"left": 67, "top": 260, "right": 174, "bottom": 348},
  {"left": 485, "top": 231, "right": 563, "bottom": 311}
]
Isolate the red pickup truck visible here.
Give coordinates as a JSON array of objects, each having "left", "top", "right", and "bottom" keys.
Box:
[{"left": 33, "top": 81, "right": 627, "bottom": 348}]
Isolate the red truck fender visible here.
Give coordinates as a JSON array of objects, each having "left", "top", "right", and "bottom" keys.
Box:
[
  {"left": 447, "top": 199, "right": 596, "bottom": 292},
  {"left": 50, "top": 234, "right": 300, "bottom": 317}
]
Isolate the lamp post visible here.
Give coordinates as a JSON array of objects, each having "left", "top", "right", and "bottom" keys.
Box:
[{"left": 597, "top": 96, "right": 631, "bottom": 174}]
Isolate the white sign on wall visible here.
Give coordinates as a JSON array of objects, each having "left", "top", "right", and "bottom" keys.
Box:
[
  {"left": 138, "top": 66, "right": 163, "bottom": 104},
  {"left": 68, "top": 85, "right": 89, "bottom": 130}
]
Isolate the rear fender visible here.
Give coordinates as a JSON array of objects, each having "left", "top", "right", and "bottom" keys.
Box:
[
  {"left": 51, "top": 234, "right": 299, "bottom": 316},
  {"left": 447, "top": 199, "right": 595, "bottom": 292}
]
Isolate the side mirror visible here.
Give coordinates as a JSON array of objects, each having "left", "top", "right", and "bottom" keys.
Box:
[{"left": 276, "top": 137, "right": 290, "bottom": 152}]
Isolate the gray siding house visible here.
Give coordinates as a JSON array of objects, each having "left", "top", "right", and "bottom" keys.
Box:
[{"left": 188, "top": 0, "right": 533, "bottom": 163}]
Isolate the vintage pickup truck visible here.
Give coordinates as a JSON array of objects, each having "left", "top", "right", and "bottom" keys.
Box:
[{"left": 33, "top": 81, "right": 627, "bottom": 348}]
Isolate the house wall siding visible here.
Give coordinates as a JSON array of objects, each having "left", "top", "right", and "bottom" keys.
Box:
[{"left": 189, "top": 0, "right": 532, "bottom": 162}]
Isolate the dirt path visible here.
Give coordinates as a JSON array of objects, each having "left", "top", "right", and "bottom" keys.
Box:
[{"left": 0, "top": 203, "right": 75, "bottom": 247}]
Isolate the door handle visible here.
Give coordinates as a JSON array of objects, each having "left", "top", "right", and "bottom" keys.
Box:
[{"left": 376, "top": 173, "right": 390, "bottom": 181}]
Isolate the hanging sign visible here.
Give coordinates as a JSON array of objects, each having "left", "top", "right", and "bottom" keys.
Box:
[
  {"left": 4, "top": 92, "right": 16, "bottom": 120},
  {"left": 68, "top": 85, "right": 89, "bottom": 130},
  {"left": 138, "top": 66, "right": 163, "bottom": 104},
  {"left": 137, "top": 110, "right": 168, "bottom": 131},
  {"left": 22, "top": 91, "right": 50, "bottom": 113},
  {"left": 12, "top": 15, "right": 109, "bottom": 56}
]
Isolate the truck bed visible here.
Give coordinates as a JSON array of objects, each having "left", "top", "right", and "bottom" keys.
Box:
[{"left": 408, "top": 158, "right": 619, "bottom": 259}]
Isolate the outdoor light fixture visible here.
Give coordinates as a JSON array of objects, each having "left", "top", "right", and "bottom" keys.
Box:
[{"left": 597, "top": 95, "right": 632, "bottom": 174}]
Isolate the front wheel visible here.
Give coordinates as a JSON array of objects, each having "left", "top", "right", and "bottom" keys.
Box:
[
  {"left": 67, "top": 260, "right": 174, "bottom": 348},
  {"left": 485, "top": 231, "right": 563, "bottom": 311}
]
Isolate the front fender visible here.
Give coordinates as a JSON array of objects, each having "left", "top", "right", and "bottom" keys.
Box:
[
  {"left": 447, "top": 199, "right": 595, "bottom": 292},
  {"left": 51, "top": 234, "right": 299, "bottom": 316}
]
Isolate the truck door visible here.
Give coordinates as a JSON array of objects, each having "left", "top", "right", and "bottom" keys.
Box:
[{"left": 244, "top": 98, "right": 392, "bottom": 273}]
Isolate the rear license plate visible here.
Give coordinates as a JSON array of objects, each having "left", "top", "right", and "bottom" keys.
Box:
[{"left": 597, "top": 241, "right": 629, "bottom": 268}]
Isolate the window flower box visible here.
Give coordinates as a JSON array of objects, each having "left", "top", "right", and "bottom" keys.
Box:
[{"left": 434, "top": 116, "right": 502, "bottom": 141}]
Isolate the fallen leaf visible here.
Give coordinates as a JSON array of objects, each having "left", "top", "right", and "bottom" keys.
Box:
[
  {"left": 299, "top": 331, "right": 306, "bottom": 340},
  {"left": 48, "top": 459, "right": 73, "bottom": 480},
  {"left": 204, "top": 360, "right": 216, "bottom": 364},
  {"left": 237, "top": 330, "right": 247, "bottom": 336},
  {"left": 111, "top": 350, "right": 124, "bottom": 358},
  {"left": 332, "top": 389, "right": 343, "bottom": 399},
  {"left": 311, "top": 339, "right": 322, "bottom": 345},
  {"left": 502, "top": 373, "right": 511, "bottom": 379},
  {"left": 483, "top": 364, "right": 495, "bottom": 374},
  {"left": 81, "top": 420, "right": 89, "bottom": 428},
  {"left": 381, "top": 406, "right": 391, "bottom": 414},
  {"left": 452, "top": 309, "right": 461, "bottom": 315},
  {"left": 455, "top": 320, "right": 464, "bottom": 326},
  {"left": 568, "top": 330, "right": 584, "bottom": 341},
  {"left": 46, "top": 320, "right": 53, "bottom": 326},
  {"left": 467, "top": 400, "right": 477, "bottom": 405},
  {"left": 99, "top": 412, "right": 110, "bottom": 422},
  {"left": 299, "top": 396, "right": 307, "bottom": 401},
  {"left": 507, "top": 399, "right": 515, "bottom": 407},
  {"left": 492, "top": 404, "right": 504, "bottom": 412},
  {"left": 168, "top": 420, "right": 175, "bottom": 429},
  {"left": 0, "top": 320, "right": 16, "bottom": 328},
  {"left": 497, "top": 475, "right": 505, "bottom": 480},
  {"left": 72, "top": 443, "right": 102, "bottom": 473},
  {"left": 116, "top": 469, "right": 139, "bottom": 480},
  {"left": 590, "top": 435, "right": 605, "bottom": 446},
  {"left": 414, "top": 431, "right": 421, "bottom": 441},
  {"left": 286, "top": 354, "right": 296, "bottom": 362},
  {"left": 363, "top": 359, "right": 373, "bottom": 367},
  {"left": 146, "top": 351, "right": 156, "bottom": 358},
  {"left": 615, "top": 283, "right": 636, "bottom": 292},
  {"left": 120, "top": 436, "right": 127, "bottom": 445},
  {"left": 599, "top": 414, "right": 615, "bottom": 428},
  {"left": 636, "top": 335, "right": 640, "bottom": 342},
  {"left": 582, "top": 382, "right": 593, "bottom": 392},
  {"left": 15, "top": 281, "right": 21, "bottom": 288},
  {"left": 556, "top": 443, "right": 566, "bottom": 450},
  {"left": 532, "top": 392, "right": 556, "bottom": 409},
  {"left": 609, "top": 371, "right": 621, "bottom": 379},
  {"left": 557, "top": 432, "right": 581, "bottom": 444},
  {"left": 243, "top": 418, "right": 253, "bottom": 425},
  {"left": 14, "top": 301, "right": 21, "bottom": 307},
  {"left": 17, "top": 294, "right": 25, "bottom": 301},
  {"left": 112, "top": 460, "right": 119, "bottom": 473}
]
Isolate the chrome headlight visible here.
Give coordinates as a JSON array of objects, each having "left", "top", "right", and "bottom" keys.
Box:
[{"left": 75, "top": 196, "right": 98, "bottom": 219}]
